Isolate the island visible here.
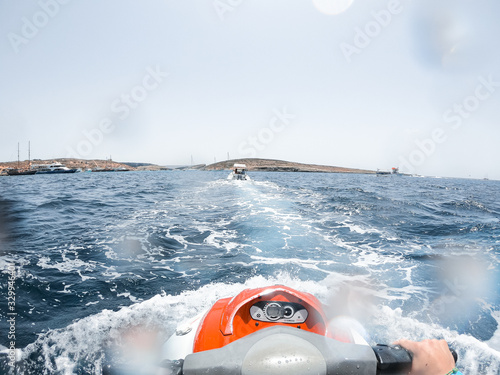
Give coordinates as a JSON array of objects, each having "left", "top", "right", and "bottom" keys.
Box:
[
  {"left": 203, "top": 158, "right": 375, "bottom": 174},
  {"left": 0, "top": 158, "right": 375, "bottom": 175}
]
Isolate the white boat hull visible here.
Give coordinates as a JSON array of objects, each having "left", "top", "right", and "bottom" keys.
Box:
[{"left": 227, "top": 172, "right": 250, "bottom": 181}]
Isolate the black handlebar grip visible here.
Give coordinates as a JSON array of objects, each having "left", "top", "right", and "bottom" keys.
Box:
[
  {"left": 450, "top": 348, "right": 458, "bottom": 364},
  {"left": 372, "top": 344, "right": 412, "bottom": 374},
  {"left": 373, "top": 344, "right": 459, "bottom": 375}
]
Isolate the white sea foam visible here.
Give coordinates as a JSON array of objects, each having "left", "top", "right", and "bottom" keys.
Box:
[
  {"left": 117, "top": 292, "right": 140, "bottom": 303},
  {"left": 341, "top": 220, "right": 381, "bottom": 235},
  {"left": 248, "top": 254, "right": 336, "bottom": 272},
  {"left": 37, "top": 250, "right": 96, "bottom": 276},
  {"left": 486, "top": 310, "right": 500, "bottom": 351}
]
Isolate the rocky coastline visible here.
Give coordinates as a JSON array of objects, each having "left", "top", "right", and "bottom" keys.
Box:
[
  {"left": 0, "top": 158, "right": 156, "bottom": 174},
  {"left": 0, "top": 158, "right": 375, "bottom": 175},
  {"left": 203, "top": 158, "right": 375, "bottom": 174}
]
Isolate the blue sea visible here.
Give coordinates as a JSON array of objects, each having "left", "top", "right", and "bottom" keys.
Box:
[{"left": 0, "top": 171, "right": 499, "bottom": 374}]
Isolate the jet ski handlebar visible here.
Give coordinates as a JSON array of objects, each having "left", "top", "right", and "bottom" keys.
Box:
[
  {"left": 373, "top": 343, "right": 458, "bottom": 374},
  {"left": 160, "top": 326, "right": 457, "bottom": 375}
]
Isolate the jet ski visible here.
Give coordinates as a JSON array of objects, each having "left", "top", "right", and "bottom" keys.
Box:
[{"left": 105, "top": 285, "right": 457, "bottom": 375}]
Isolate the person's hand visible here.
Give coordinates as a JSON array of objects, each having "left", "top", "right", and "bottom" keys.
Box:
[{"left": 393, "top": 339, "right": 456, "bottom": 375}]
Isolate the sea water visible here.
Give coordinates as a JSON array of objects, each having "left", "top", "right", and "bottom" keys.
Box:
[{"left": 0, "top": 171, "right": 499, "bottom": 374}]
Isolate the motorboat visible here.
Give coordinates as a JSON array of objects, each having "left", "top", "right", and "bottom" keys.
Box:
[
  {"left": 32, "top": 163, "right": 79, "bottom": 174},
  {"left": 104, "top": 285, "right": 457, "bottom": 374},
  {"left": 227, "top": 163, "right": 250, "bottom": 181},
  {"left": 376, "top": 167, "right": 401, "bottom": 176}
]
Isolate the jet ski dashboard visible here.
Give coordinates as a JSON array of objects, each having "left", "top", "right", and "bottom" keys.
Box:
[{"left": 249, "top": 301, "right": 309, "bottom": 324}]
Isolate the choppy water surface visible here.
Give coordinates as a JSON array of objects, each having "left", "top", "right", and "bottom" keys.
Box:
[{"left": 0, "top": 171, "right": 499, "bottom": 374}]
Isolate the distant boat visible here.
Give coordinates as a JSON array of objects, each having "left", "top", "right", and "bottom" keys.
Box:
[
  {"left": 91, "top": 156, "right": 129, "bottom": 172},
  {"left": 7, "top": 169, "right": 36, "bottom": 176},
  {"left": 376, "top": 167, "right": 402, "bottom": 176},
  {"left": 228, "top": 163, "right": 250, "bottom": 180},
  {"left": 32, "top": 163, "right": 79, "bottom": 174},
  {"left": 7, "top": 142, "right": 36, "bottom": 176}
]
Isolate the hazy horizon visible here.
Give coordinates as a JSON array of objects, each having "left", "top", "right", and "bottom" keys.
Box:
[{"left": 1, "top": 0, "right": 499, "bottom": 179}]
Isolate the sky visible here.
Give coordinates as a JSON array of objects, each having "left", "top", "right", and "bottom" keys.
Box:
[{"left": 0, "top": 0, "right": 499, "bottom": 179}]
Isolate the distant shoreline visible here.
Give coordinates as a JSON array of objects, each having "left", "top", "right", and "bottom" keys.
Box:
[
  {"left": 203, "top": 158, "right": 375, "bottom": 174},
  {"left": 0, "top": 158, "right": 168, "bottom": 173},
  {"left": 0, "top": 157, "right": 375, "bottom": 174}
]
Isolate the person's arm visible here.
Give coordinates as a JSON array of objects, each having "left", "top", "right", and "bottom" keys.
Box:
[{"left": 394, "top": 339, "right": 461, "bottom": 375}]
